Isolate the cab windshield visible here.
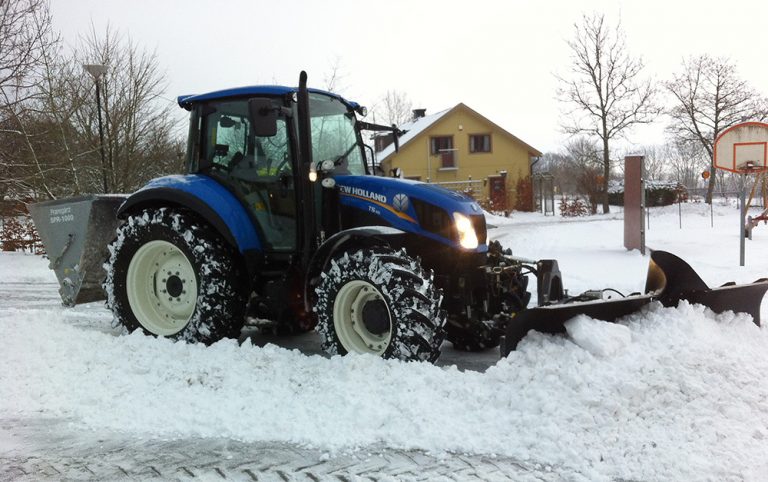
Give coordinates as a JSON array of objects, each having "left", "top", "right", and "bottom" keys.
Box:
[{"left": 309, "top": 93, "right": 365, "bottom": 175}]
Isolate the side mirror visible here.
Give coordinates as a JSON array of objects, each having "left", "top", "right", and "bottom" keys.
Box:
[{"left": 248, "top": 98, "right": 278, "bottom": 137}]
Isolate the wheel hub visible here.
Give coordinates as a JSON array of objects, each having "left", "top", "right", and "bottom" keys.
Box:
[
  {"left": 333, "top": 280, "right": 393, "bottom": 355},
  {"left": 361, "top": 299, "right": 390, "bottom": 335},
  {"left": 166, "top": 275, "right": 184, "bottom": 298}
]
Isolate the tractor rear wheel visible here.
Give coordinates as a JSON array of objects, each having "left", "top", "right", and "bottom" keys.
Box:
[
  {"left": 315, "top": 247, "right": 446, "bottom": 362},
  {"left": 105, "top": 208, "right": 247, "bottom": 344}
]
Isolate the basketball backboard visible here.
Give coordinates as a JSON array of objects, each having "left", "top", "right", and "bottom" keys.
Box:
[{"left": 714, "top": 122, "right": 768, "bottom": 173}]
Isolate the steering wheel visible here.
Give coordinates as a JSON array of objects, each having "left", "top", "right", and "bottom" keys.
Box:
[
  {"left": 228, "top": 151, "right": 245, "bottom": 172},
  {"left": 271, "top": 158, "right": 290, "bottom": 176}
]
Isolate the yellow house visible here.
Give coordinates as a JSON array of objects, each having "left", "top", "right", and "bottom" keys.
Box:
[{"left": 376, "top": 103, "right": 541, "bottom": 210}]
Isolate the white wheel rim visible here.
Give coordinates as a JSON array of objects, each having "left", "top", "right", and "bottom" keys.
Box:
[
  {"left": 333, "top": 280, "right": 393, "bottom": 355},
  {"left": 126, "top": 240, "right": 198, "bottom": 336}
]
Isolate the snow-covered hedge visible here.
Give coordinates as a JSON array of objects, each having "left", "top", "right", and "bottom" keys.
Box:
[{"left": 607, "top": 180, "right": 687, "bottom": 206}]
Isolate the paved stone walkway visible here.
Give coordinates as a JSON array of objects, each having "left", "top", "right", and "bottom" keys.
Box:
[{"left": 1, "top": 418, "right": 558, "bottom": 481}]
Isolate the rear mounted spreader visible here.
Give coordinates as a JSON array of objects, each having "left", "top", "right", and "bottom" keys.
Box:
[{"left": 499, "top": 250, "right": 768, "bottom": 357}]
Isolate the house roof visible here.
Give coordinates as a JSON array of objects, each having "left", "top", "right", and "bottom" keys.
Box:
[
  {"left": 377, "top": 103, "right": 541, "bottom": 162},
  {"left": 376, "top": 108, "right": 451, "bottom": 160}
]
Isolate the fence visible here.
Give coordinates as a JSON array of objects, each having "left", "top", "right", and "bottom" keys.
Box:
[{"left": 434, "top": 180, "right": 484, "bottom": 200}]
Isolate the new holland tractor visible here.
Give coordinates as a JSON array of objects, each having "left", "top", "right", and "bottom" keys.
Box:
[{"left": 29, "top": 72, "right": 768, "bottom": 362}]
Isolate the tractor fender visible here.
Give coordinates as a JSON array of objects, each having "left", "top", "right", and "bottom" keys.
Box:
[
  {"left": 117, "top": 174, "right": 262, "bottom": 253},
  {"left": 304, "top": 226, "right": 407, "bottom": 312}
]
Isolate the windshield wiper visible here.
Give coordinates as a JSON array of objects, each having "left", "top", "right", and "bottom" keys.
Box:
[{"left": 331, "top": 141, "right": 358, "bottom": 166}]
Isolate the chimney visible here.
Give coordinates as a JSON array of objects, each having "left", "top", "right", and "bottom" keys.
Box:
[{"left": 412, "top": 108, "right": 426, "bottom": 121}]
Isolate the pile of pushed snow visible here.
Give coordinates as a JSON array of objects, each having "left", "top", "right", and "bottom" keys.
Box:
[
  {"left": 565, "top": 315, "right": 632, "bottom": 356},
  {"left": 3, "top": 301, "right": 768, "bottom": 480}
]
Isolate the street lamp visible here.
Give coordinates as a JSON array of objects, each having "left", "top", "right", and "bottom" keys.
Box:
[{"left": 84, "top": 64, "right": 108, "bottom": 193}]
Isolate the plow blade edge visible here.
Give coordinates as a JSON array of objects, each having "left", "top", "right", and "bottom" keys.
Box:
[{"left": 501, "top": 251, "right": 768, "bottom": 356}]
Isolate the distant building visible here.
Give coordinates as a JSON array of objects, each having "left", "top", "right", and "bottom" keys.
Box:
[{"left": 376, "top": 104, "right": 541, "bottom": 210}]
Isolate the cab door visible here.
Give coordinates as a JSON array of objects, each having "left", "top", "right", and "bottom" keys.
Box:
[{"left": 200, "top": 99, "right": 297, "bottom": 252}]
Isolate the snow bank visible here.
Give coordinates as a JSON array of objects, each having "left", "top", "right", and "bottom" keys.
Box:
[
  {"left": 0, "top": 252, "right": 56, "bottom": 283},
  {"left": 3, "top": 301, "right": 768, "bottom": 480}
]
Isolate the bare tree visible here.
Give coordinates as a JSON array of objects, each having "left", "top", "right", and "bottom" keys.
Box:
[
  {"left": 664, "top": 139, "right": 708, "bottom": 191},
  {"left": 558, "top": 13, "right": 659, "bottom": 213},
  {"left": 1, "top": 22, "right": 182, "bottom": 199},
  {"left": 0, "top": 0, "right": 56, "bottom": 116},
  {"left": 540, "top": 137, "right": 600, "bottom": 198},
  {"left": 0, "top": 0, "right": 59, "bottom": 200},
  {"left": 614, "top": 145, "right": 669, "bottom": 181},
  {"left": 322, "top": 56, "right": 347, "bottom": 94},
  {"left": 73, "top": 25, "right": 181, "bottom": 193},
  {"left": 564, "top": 137, "right": 603, "bottom": 213},
  {"left": 376, "top": 90, "right": 414, "bottom": 127},
  {"left": 665, "top": 55, "right": 768, "bottom": 203}
]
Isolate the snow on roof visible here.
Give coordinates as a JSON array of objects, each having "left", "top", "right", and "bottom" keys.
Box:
[
  {"left": 377, "top": 104, "right": 542, "bottom": 161},
  {"left": 376, "top": 108, "right": 451, "bottom": 161}
]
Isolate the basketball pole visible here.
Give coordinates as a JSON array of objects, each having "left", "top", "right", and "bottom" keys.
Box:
[{"left": 740, "top": 173, "right": 746, "bottom": 267}]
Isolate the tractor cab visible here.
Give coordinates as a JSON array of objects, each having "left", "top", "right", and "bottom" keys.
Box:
[{"left": 179, "top": 87, "right": 368, "bottom": 257}]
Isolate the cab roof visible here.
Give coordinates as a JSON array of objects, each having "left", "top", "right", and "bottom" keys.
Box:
[{"left": 177, "top": 85, "right": 360, "bottom": 111}]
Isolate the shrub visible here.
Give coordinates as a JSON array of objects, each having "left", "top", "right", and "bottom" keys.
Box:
[
  {"left": 559, "top": 196, "right": 589, "bottom": 217},
  {"left": 515, "top": 176, "right": 534, "bottom": 212}
]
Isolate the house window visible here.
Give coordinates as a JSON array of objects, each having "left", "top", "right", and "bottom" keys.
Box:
[
  {"left": 430, "top": 136, "right": 455, "bottom": 168},
  {"left": 469, "top": 134, "right": 491, "bottom": 153}
]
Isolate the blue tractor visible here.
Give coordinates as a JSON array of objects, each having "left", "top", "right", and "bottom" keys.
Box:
[
  {"left": 32, "top": 72, "right": 767, "bottom": 362},
  {"left": 102, "top": 72, "right": 540, "bottom": 362},
  {"left": 88, "top": 72, "right": 768, "bottom": 361}
]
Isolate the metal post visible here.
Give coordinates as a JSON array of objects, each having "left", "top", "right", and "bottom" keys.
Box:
[
  {"left": 646, "top": 205, "right": 650, "bottom": 232},
  {"left": 678, "top": 199, "right": 682, "bottom": 229},
  {"left": 740, "top": 173, "right": 746, "bottom": 266},
  {"left": 95, "top": 81, "right": 107, "bottom": 193},
  {"left": 84, "top": 64, "right": 109, "bottom": 193}
]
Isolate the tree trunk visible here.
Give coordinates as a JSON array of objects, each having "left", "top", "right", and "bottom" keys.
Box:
[
  {"left": 706, "top": 159, "right": 716, "bottom": 204},
  {"left": 602, "top": 137, "right": 610, "bottom": 213}
]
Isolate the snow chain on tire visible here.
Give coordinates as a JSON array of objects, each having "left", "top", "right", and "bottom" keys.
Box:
[
  {"left": 104, "top": 208, "right": 247, "bottom": 344},
  {"left": 315, "top": 247, "right": 447, "bottom": 362}
]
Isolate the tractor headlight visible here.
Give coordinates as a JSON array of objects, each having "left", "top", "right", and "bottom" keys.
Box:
[{"left": 453, "top": 212, "right": 478, "bottom": 249}]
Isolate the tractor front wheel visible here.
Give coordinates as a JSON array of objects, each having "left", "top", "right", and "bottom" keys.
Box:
[{"left": 315, "top": 247, "right": 446, "bottom": 362}]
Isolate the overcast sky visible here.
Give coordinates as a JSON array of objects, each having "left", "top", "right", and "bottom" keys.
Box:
[{"left": 51, "top": 0, "right": 768, "bottom": 154}]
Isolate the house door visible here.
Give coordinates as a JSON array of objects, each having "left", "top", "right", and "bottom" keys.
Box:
[{"left": 489, "top": 175, "right": 507, "bottom": 210}]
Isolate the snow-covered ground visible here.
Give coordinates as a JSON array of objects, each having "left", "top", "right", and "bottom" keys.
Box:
[{"left": 2, "top": 201, "right": 768, "bottom": 481}]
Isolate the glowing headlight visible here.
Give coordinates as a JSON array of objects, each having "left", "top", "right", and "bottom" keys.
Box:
[{"left": 453, "top": 212, "right": 478, "bottom": 249}]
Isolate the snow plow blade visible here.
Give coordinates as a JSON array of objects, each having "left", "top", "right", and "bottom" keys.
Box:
[
  {"left": 28, "top": 195, "right": 127, "bottom": 306},
  {"left": 501, "top": 251, "right": 768, "bottom": 356}
]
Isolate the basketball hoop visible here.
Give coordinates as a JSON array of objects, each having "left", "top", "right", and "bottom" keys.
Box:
[
  {"left": 712, "top": 121, "right": 768, "bottom": 267},
  {"left": 714, "top": 122, "right": 768, "bottom": 174}
]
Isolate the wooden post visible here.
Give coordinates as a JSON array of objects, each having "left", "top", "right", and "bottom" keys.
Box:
[{"left": 624, "top": 155, "right": 645, "bottom": 254}]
